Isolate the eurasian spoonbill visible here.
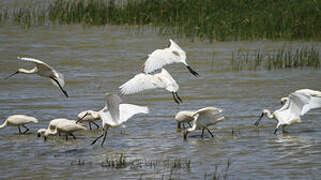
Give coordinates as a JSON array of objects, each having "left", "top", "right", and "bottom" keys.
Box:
[
  {"left": 175, "top": 110, "right": 194, "bottom": 129},
  {"left": 86, "top": 93, "right": 149, "bottom": 147},
  {"left": 0, "top": 115, "right": 39, "bottom": 134},
  {"left": 183, "top": 107, "right": 225, "bottom": 139},
  {"left": 143, "top": 39, "right": 199, "bottom": 77},
  {"left": 119, "top": 68, "right": 183, "bottom": 104},
  {"left": 5, "top": 57, "right": 69, "bottom": 97},
  {"left": 77, "top": 110, "right": 101, "bottom": 130},
  {"left": 42, "top": 119, "right": 86, "bottom": 141},
  {"left": 255, "top": 89, "right": 321, "bottom": 134}
]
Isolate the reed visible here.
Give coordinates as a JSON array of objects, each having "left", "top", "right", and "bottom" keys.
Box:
[
  {"left": 231, "top": 46, "right": 320, "bottom": 71},
  {"left": 5, "top": 0, "right": 321, "bottom": 41}
]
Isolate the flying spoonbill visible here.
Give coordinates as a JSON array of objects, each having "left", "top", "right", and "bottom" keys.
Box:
[
  {"left": 41, "top": 119, "right": 86, "bottom": 141},
  {"left": 119, "top": 68, "right": 183, "bottom": 104},
  {"left": 255, "top": 89, "right": 321, "bottom": 134},
  {"left": 143, "top": 39, "right": 200, "bottom": 77},
  {"left": 77, "top": 110, "right": 101, "bottom": 130},
  {"left": 5, "top": 57, "right": 69, "bottom": 97},
  {"left": 86, "top": 93, "right": 149, "bottom": 147},
  {"left": 0, "top": 115, "right": 39, "bottom": 134},
  {"left": 183, "top": 107, "right": 225, "bottom": 139}
]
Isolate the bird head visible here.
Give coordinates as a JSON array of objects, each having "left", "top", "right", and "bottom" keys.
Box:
[
  {"left": 37, "top": 128, "right": 46, "bottom": 137},
  {"left": 280, "top": 97, "right": 288, "bottom": 105}
]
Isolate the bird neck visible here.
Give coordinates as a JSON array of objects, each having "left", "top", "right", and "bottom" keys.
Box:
[
  {"left": 18, "top": 67, "right": 38, "bottom": 74},
  {"left": 0, "top": 120, "right": 7, "bottom": 129},
  {"left": 187, "top": 120, "right": 197, "bottom": 133},
  {"left": 264, "top": 110, "right": 274, "bottom": 119}
]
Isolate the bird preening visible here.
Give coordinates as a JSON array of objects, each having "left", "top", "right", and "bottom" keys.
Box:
[
  {"left": 5, "top": 57, "right": 69, "bottom": 98},
  {"left": 254, "top": 89, "right": 321, "bottom": 134}
]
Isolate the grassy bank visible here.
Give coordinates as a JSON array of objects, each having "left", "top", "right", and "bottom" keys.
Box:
[
  {"left": 2, "top": 0, "right": 321, "bottom": 41},
  {"left": 231, "top": 46, "right": 321, "bottom": 71}
]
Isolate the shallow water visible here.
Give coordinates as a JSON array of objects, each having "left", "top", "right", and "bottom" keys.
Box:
[{"left": 0, "top": 24, "right": 321, "bottom": 179}]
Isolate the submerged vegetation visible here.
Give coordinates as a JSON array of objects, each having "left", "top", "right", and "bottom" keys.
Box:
[
  {"left": 1, "top": 0, "right": 321, "bottom": 41},
  {"left": 231, "top": 46, "right": 321, "bottom": 71}
]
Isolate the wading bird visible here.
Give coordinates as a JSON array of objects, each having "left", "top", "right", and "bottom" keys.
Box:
[
  {"left": 143, "top": 39, "right": 199, "bottom": 77},
  {"left": 5, "top": 57, "right": 69, "bottom": 97},
  {"left": 77, "top": 110, "right": 101, "bottom": 130},
  {"left": 0, "top": 115, "right": 39, "bottom": 134},
  {"left": 119, "top": 68, "right": 183, "bottom": 104},
  {"left": 87, "top": 93, "right": 149, "bottom": 147},
  {"left": 175, "top": 110, "right": 194, "bottom": 129},
  {"left": 183, "top": 107, "right": 225, "bottom": 139},
  {"left": 41, "top": 119, "right": 86, "bottom": 141},
  {"left": 255, "top": 89, "right": 321, "bottom": 134}
]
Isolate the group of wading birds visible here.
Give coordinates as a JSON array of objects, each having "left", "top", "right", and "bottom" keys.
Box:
[{"left": 1, "top": 39, "right": 321, "bottom": 146}]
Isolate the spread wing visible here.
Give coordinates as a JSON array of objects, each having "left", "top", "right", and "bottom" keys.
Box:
[
  {"left": 119, "top": 104, "right": 149, "bottom": 124},
  {"left": 292, "top": 89, "right": 321, "bottom": 115},
  {"left": 144, "top": 49, "right": 182, "bottom": 73},
  {"left": 192, "top": 107, "right": 224, "bottom": 127},
  {"left": 119, "top": 73, "right": 163, "bottom": 95},
  {"left": 17, "top": 57, "right": 54, "bottom": 72},
  {"left": 105, "top": 93, "right": 122, "bottom": 121},
  {"left": 143, "top": 39, "right": 186, "bottom": 73}
]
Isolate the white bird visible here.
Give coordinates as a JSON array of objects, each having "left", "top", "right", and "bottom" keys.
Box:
[
  {"left": 183, "top": 107, "right": 225, "bottom": 139},
  {"left": 41, "top": 118, "right": 87, "bottom": 141},
  {"left": 84, "top": 93, "right": 149, "bottom": 146},
  {"left": 76, "top": 110, "right": 101, "bottom": 130},
  {"left": 119, "top": 68, "right": 183, "bottom": 104},
  {"left": 255, "top": 89, "right": 321, "bottom": 134},
  {"left": 0, "top": 115, "right": 39, "bottom": 134},
  {"left": 5, "top": 57, "right": 69, "bottom": 97},
  {"left": 37, "top": 118, "right": 65, "bottom": 138},
  {"left": 175, "top": 110, "right": 194, "bottom": 129},
  {"left": 143, "top": 39, "right": 199, "bottom": 77}
]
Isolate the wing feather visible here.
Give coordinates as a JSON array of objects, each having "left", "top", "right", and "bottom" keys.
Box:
[
  {"left": 105, "top": 93, "right": 122, "bottom": 121},
  {"left": 119, "top": 104, "right": 149, "bottom": 124},
  {"left": 17, "top": 57, "right": 54, "bottom": 71},
  {"left": 119, "top": 73, "right": 163, "bottom": 95}
]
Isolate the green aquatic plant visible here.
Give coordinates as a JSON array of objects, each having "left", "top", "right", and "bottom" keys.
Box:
[
  {"left": 231, "top": 46, "right": 321, "bottom": 71},
  {"left": 4, "top": 0, "right": 321, "bottom": 41}
]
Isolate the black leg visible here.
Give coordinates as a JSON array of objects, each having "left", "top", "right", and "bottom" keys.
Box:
[
  {"left": 89, "top": 122, "right": 92, "bottom": 130},
  {"left": 22, "top": 125, "right": 29, "bottom": 134},
  {"left": 101, "top": 127, "right": 109, "bottom": 147},
  {"left": 70, "top": 133, "right": 76, "bottom": 139},
  {"left": 92, "top": 121, "right": 100, "bottom": 129},
  {"left": 50, "top": 77, "right": 69, "bottom": 98},
  {"left": 65, "top": 134, "right": 68, "bottom": 140},
  {"left": 274, "top": 128, "right": 278, "bottom": 135},
  {"left": 182, "top": 123, "right": 186, "bottom": 129},
  {"left": 206, "top": 127, "right": 214, "bottom": 137},
  {"left": 18, "top": 126, "right": 22, "bottom": 134},
  {"left": 201, "top": 128, "right": 205, "bottom": 138},
  {"left": 58, "top": 131, "right": 61, "bottom": 136},
  {"left": 91, "top": 134, "right": 104, "bottom": 145}
]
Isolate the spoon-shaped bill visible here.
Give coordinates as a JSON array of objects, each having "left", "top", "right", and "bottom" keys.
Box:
[{"left": 254, "top": 112, "right": 264, "bottom": 126}]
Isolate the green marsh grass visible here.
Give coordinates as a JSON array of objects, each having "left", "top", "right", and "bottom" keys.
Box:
[
  {"left": 231, "top": 46, "right": 321, "bottom": 71},
  {"left": 5, "top": 0, "right": 321, "bottom": 41}
]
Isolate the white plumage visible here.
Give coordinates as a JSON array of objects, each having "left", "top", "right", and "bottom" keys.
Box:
[
  {"left": 119, "top": 68, "right": 183, "bottom": 104},
  {"left": 40, "top": 118, "right": 86, "bottom": 141},
  {"left": 182, "top": 107, "right": 225, "bottom": 139},
  {"left": 5, "top": 57, "right": 68, "bottom": 97},
  {"left": 255, "top": 89, "right": 321, "bottom": 134},
  {"left": 0, "top": 115, "right": 39, "bottom": 134},
  {"left": 143, "top": 39, "right": 199, "bottom": 77},
  {"left": 89, "top": 93, "right": 149, "bottom": 146},
  {"left": 77, "top": 110, "right": 101, "bottom": 130}
]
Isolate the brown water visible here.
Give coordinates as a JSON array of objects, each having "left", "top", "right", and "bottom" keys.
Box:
[{"left": 0, "top": 24, "right": 321, "bottom": 179}]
